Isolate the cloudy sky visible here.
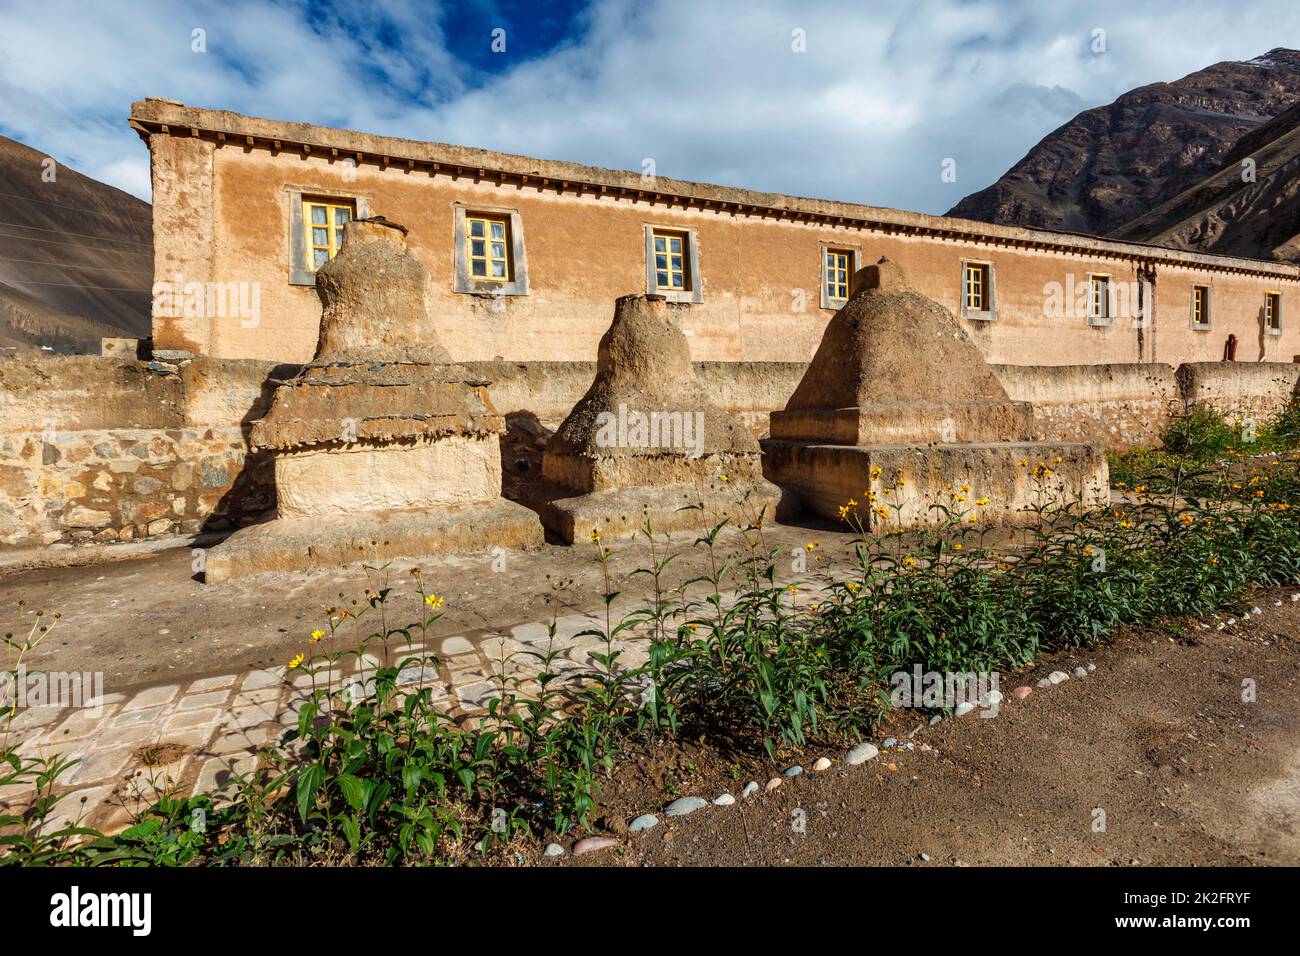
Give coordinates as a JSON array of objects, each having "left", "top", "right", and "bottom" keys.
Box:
[{"left": 1, "top": 0, "right": 1298, "bottom": 213}]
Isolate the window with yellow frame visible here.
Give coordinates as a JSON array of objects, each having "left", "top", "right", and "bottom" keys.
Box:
[
  {"left": 824, "top": 249, "right": 851, "bottom": 302},
  {"left": 303, "top": 198, "right": 354, "bottom": 269},
  {"left": 466, "top": 214, "right": 512, "bottom": 281},
  {"left": 1265, "top": 291, "right": 1282, "bottom": 332},
  {"left": 1192, "top": 284, "right": 1211, "bottom": 327},
  {"left": 963, "top": 262, "right": 990, "bottom": 312},
  {"left": 1089, "top": 274, "right": 1111, "bottom": 322},
  {"left": 652, "top": 230, "right": 689, "bottom": 291}
]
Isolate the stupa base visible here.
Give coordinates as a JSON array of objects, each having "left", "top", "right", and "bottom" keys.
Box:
[{"left": 203, "top": 499, "right": 543, "bottom": 582}]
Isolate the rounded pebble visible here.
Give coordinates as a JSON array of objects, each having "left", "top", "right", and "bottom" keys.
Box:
[
  {"left": 783, "top": 765, "right": 803, "bottom": 777},
  {"left": 1011, "top": 686, "right": 1032, "bottom": 700},
  {"left": 713, "top": 793, "right": 736, "bottom": 806},
  {"left": 1086, "top": 662, "right": 1096, "bottom": 672},
  {"left": 845, "top": 742, "right": 879, "bottom": 765},
  {"left": 1048, "top": 670, "right": 1070, "bottom": 685},
  {"left": 954, "top": 701, "right": 976, "bottom": 717},
  {"left": 1036, "top": 677, "right": 1052, "bottom": 688},
  {"left": 573, "top": 836, "right": 618, "bottom": 856},
  {"left": 665, "top": 796, "right": 708, "bottom": 817},
  {"left": 1071, "top": 666, "right": 1087, "bottom": 678},
  {"left": 882, "top": 737, "right": 898, "bottom": 748},
  {"left": 980, "top": 690, "right": 1004, "bottom": 707},
  {"left": 544, "top": 843, "right": 564, "bottom": 857},
  {"left": 765, "top": 777, "right": 782, "bottom": 791},
  {"left": 629, "top": 814, "right": 660, "bottom": 832},
  {"left": 812, "top": 757, "right": 832, "bottom": 772},
  {"left": 741, "top": 781, "right": 759, "bottom": 798}
]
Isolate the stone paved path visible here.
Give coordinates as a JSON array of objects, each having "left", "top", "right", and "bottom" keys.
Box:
[{"left": 0, "top": 601, "right": 717, "bottom": 835}]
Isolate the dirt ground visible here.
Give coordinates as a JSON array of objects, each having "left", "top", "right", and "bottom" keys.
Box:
[
  {"left": 551, "top": 589, "right": 1300, "bottom": 866},
  {"left": 0, "top": 520, "right": 849, "bottom": 690}
]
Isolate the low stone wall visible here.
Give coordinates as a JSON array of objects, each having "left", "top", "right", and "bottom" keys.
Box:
[
  {"left": 993, "top": 363, "right": 1179, "bottom": 449},
  {"left": 1176, "top": 362, "right": 1300, "bottom": 423},
  {"left": 0, "top": 357, "right": 286, "bottom": 547},
  {"left": 464, "top": 360, "right": 806, "bottom": 435}
]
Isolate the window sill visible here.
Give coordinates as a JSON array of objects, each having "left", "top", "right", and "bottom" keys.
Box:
[{"left": 962, "top": 309, "right": 995, "bottom": 322}]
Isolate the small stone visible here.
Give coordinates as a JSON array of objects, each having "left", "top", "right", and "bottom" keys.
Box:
[
  {"left": 920, "top": 852, "right": 930, "bottom": 861},
  {"left": 665, "top": 796, "right": 708, "bottom": 817},
  {"left": 573, "top": 836, "right": 618, "bottom": 856},
  {"left": 1011, "top": 686, "right": 1032, "bottom": 700},
  {"left": 882, "top": 737, "right": 898, "bottom": 748},
  {"left": 629, "top": 814, "right": 660, "bottom": 832},
  {"left": 1251, "top": 606, "right": 1262, "bottom": 616},
  {"left": 980, "top": 689, "right": 1004, "bottom": 707},
  {"left": 1071, "top": 666, "right": 1087, "bottom": 678},
  {"left": 1036, "top": 677, "right": 1052, "bottom": 688},
  {"left": 811, "top": 757, "right": 832, "bottom": 772},
  {"left": 1227, "top": 618, "right": 1237, "bottom": 626},
  {"left": 954, "top": 701, "right": 976, "bottom": 717},
  {"left": 845, "top": 742, "right": 879, "bottom": 765},
  {"left": 1086, "top": 663, "right": 1096, "bottom": 672},
  {"left": 929, "top": 714, "right": 943, "bottom": 725},
  {"left": 712, "top": 793, "right": 736, "bottom": 806},
  {"left": 1048, "top": 670, "right": 1070, "bottom": 685},
  {"left": 765, "top": 777, "right": 782, "bottom": 791},
  {"left": 783, "top": 765, "right": 803, "bottom": 777},
  {"left": 544, "top": 843, "right": 564, "bottom": 857},
  {"left": 1290, "top": 593, "right": 1298, "bottom": 602},
  {"left": 741, "top": 781, "right": 759, "bottom": 798}
]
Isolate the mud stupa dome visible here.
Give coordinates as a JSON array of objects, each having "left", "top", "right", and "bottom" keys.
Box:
[
  {"left": 249, "top": 217, "right": 499, "bottom": 452},
  {"left": 772, "top": 258, "right": 1033, "bottom": 446}
]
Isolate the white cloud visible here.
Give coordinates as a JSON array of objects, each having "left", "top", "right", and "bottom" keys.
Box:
[{"left": 1, "top": 0, "right": 1298, "bottom": 212}]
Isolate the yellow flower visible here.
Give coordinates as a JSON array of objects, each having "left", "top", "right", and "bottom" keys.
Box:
[
  {"left": 425, "top": 593, "right": 445, "bottom": 610},
  {"left": 960, "top": 483, "right": 971, "bottom": 493},
  {"left": 590, "top": 528, "right": 601, "bottom": 543},
  {"left": 975, "top": 497, "right": 989, "bottom": 507},
  {"left": 720, "top": 474, "right": 730, "bottom": 483},
  {"left": 873, "top": 505, "right": 889, "bottom": 520},
  {"left": 1083, "top": 546, "right": 1094, "bottom": 555},
  {"left": 870, "top": 466, "right": 882, "bottom": 481},
  {"left": 805, "top": 542, "right": 817, "bottom": 551},
  {"left": 953, "top": 543, "right": 963, "bottom": 551},
  {"left": 288, "top": 653, "right": 304, "bottom": 669},
  {"left": 966, "top": 513, "right": 978, "bottom": 523},
  {"left": 1119, "top": 520, "right": 1134, "bottom": 529},
  {"left": 787, "top": 584, "right": 798, "bottom": 594},
  {"left": 845, "top": 581, "right": 860, "bottom": 593},
  {"left": 848, "top": 498, "right": 858, "bottom": 507},
  {"left": 1052, "top": 456, "right": 1062, "bottom": 464},
  {"left": 838, "top": 505, "right": 850, "bottom": 520},
  {"left": 1179, "top": 514, "right": 1195, "bottom": 526},
  {"left": 902, "top": 556, "right": 919, "bottom": 567},
  {"left": 309, "top": 629, "right": 325, "bottom": 643}
]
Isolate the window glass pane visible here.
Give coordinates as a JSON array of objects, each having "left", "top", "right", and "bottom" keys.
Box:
[
  {"left": 654, "top": 236, "right": 666, "bottom": 252},
  {"left": 668, "top": 237, "right": 682, "bottom": 252},
  {"left": 656, "top": 271, "right": 669, "bottom": 287},
  {"left": 490, "top": 221, "right": 505, "bottom": 239},
  {"left": 490, "top": 261, "right": 506, "bottom": 278},
  {"left": 334, "top": 228, "right": 344, "bottom": 248},
  {"left": 656, "top": 254, "right": 667, "bottom": 270},
  {"left": 469, "top": 219, "right": 485, "bottom": 237},
  {"left": 472, "top": 260, "right": 487, "bottom": 277},
  {"left": 310, "top": 205, "right": 327, "bottom": 225},
  {"left": 335, "top": 207, "right": 350, "bottom": 224},
  {"left": 490, "top": 242, "right": 506, "bottom": 259},
  {"left": 313, "top": 227, "right": 328, "bottom": 245},
  {"left": 313, "top": 248, "right": 329, "bottom": 267},
  {"left": 471, "top": 239, "right": 485, "bottom": 257},
  {"left": 671, "top": 273, "right": 684, "bottom": 289},
  {"left": 669, "top": 254, "right": 682, "bottom": 270}
]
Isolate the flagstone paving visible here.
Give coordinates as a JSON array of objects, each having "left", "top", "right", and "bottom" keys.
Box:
[{"left": 0, "top": 605, "right": 691, "bottom": 834}]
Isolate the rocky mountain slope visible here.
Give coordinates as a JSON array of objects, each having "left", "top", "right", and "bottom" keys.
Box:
[
  {"left": 948, "top": 49, "right": 1300, "bottom": 261},
  {"left": 0, "top": 133, "right": 151, "bottom": 352}
]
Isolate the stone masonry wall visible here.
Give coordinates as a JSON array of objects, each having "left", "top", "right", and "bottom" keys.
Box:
[{"left": 0, "top": 357, "right": 288, "bottom": 548}]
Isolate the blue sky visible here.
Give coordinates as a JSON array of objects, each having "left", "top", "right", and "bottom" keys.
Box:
[{"left": 2, "top": 0, "right": 1299, "bottom": 213}]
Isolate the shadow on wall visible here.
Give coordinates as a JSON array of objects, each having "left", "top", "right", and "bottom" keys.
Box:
[{"left": 199, "top": 362, "right": 301, "bottom": 538}]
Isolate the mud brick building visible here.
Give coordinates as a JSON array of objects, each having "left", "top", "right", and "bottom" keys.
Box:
[{"left": 130, "top": 99, "right": 1300, "bottom": 369}]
